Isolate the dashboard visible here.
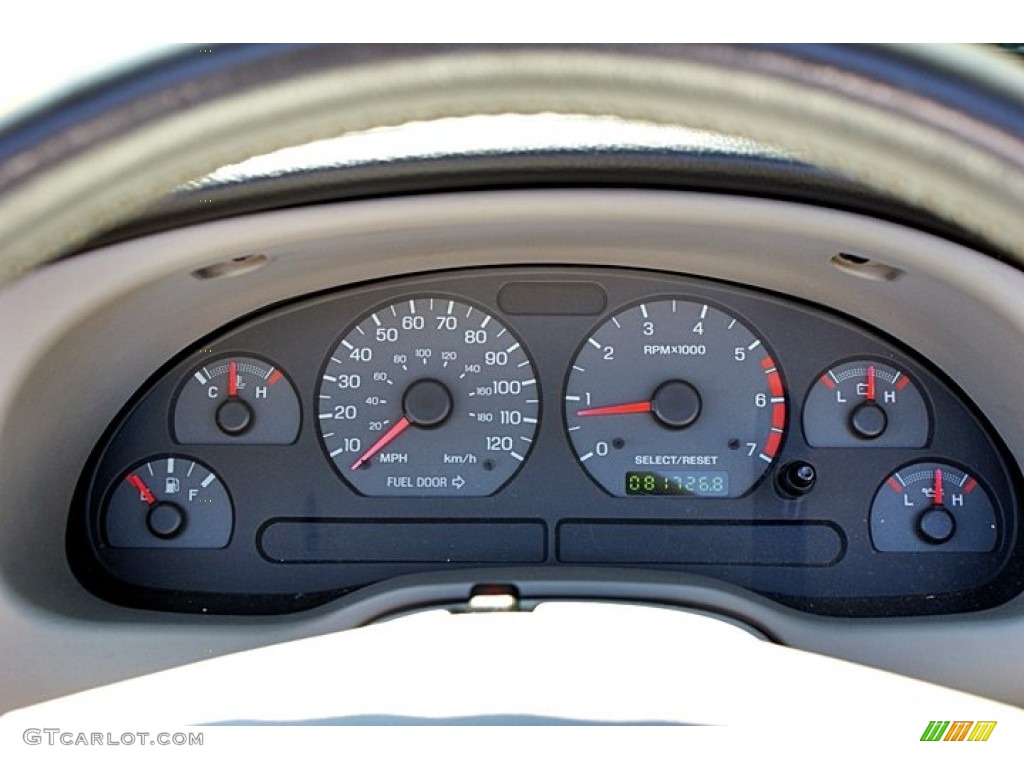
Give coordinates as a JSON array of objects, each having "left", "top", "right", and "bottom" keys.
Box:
[
  {"left": 72, "top": 266, "right": 1021, "bottom": 617},
  {"left": 4, "top": 44, "right": 1024, "bottom": 722}
]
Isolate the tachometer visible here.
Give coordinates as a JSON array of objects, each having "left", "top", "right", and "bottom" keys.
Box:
[
  {"left": 565, "top": 299, "right": 786, "bottom": 498},
  {"left": 317, "top": 297, "right": 539, "bottom": 496}
]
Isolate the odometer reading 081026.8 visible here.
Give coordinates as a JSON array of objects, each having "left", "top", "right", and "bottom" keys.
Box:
[
  {"left": 317, "top": 297, "right": 540, "bottom": 497},
  {"left": 565, "top": 299, "right": 786, "bottom": 498}
]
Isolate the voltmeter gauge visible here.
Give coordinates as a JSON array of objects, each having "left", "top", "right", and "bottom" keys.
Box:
[
  {"left": 870, "top": 461, "right": 998, "bottom": 552},
  {"left": 104, "top": 455, "right": 233, "bottom": 548},
  {"left": 803, "top": 360, "right": 929, "bottom": 447},
  {"left": 174, "top": 355, "right": 300, "bottom": 444}
]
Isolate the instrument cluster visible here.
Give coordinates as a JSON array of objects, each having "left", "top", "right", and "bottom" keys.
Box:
[{"left": 68, "top": 268, "right": 1022, "bottom": 616}]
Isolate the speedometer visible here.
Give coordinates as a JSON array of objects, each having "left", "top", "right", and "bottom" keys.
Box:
[
  {"left": 317, "top": 296, "right": 539, "bottom": 496},
  {"left": 565, "top": 299, "right": 786, "bottom": 498}
]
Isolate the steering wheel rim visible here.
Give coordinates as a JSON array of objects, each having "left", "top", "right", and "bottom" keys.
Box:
[{"left": 1, "top": 43, "right": 1023, "bottom": 283}]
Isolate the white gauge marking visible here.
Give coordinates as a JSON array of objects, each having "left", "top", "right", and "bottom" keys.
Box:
[
  {"left": 700, "top": 304, "right": 708, "bottom": 319},
  {"left": 167, "top": 457, "right": 174, "bottom": 473},
  {"left": 580, "top": 451, "right": 594, "bottom": 462},
  {"left": 747, "top": 339, "right": 762, "bottom": 350},
  {"left": 640, "top": 304, "right": 648, "bottom": 318},
  {"left": 319, "top": 413, "right": 334, "bottom": 419},
  {"left": 481, "top": 315, "right": 491, "bottom": 328},
  {"left": 201, "top": 473, "right": 216, "bottom": 488},
  {"left": 193, "top": 371, "right": 208, "bottom": 385},
  {"left": 372, "top": 314, "right": 381, "bottom": 326},
  {"left": 341, "top": 340, "right": 353, "bottom": 350},
  {"left": 510, "top": 451, "right": 525, "bottom": 461},
  {"left": 323, "top": 375, "right": 337, "bottom": 382},
  {"left": 588, "top": 338, "right": 601, "bottom": 349},
  {"left": 506, "top": 342, "right": 520, "bottom": 353}
]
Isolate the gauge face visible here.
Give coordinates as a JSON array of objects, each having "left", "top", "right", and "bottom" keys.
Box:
[
  {"left": 803, "top": 360, "right": 928, "bottom": 447},
  {"left": 565, "top": 299, "right": 786, "bottom": 498},
  {"left": 104, "top": 455, "right": 233, "bottom": 548},
  {"left": 870, "top": 461, "right": 998, "bottom": 552},
  {"left": 317, "top": 297, "right": 540, "bottom": 496},
  {"left": 174, "top": 355, "right": 300, "bottom": 444}
]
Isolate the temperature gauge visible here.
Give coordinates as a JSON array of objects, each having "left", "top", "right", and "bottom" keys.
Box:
[
  {"left": 803, "top": 360, "right": 929, "bottom": 447},
  {"left": 174, "top": 355, "right": 300, "bottom": 444},
  {"left": 870, "top": 461, "right": 998, "bottom": 552},
  {"left": 104, "top": 455, "right": 233, "bottom": 548}
]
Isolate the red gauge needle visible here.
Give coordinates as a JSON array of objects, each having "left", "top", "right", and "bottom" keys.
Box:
[
  {"left": 351, "top": 417, "right": 411, "bottom": 471},
  {"left": 228, "top": 361, "right": 239, "bottom": 398},
  {"left": 127, "top": 473, "right": 156, "bottom": 505},
  {"left": 576, "top": 401, "right": 652, "bottom": 417},
  {"left": 866, "top": 365, "right": 876, "bottom": 402},
  {"left": 934, "top": 468, "right": 944, "bottom": 507}
]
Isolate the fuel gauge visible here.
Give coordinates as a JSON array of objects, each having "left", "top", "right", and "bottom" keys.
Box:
[
  {"left": 174, "top": 355, "right": 300, "bottom": 444},
  {"left": 105, "top": 455, "right": 233, "bottom": 548},
  {"left": 803, "top": 360, "right": 929, "bottom": 447}
]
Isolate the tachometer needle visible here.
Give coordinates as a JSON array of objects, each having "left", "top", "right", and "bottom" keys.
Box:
[
  {"left": 934, "top": 468, "right": 944, "bottom": 507},
  {"left": 576, "top": 401, "right": 652, "bottom": 417},
  {"left": 351, "top": 416, "right": 411, "bottom": 471},
  {"left": 866, "top": 364, "right": 876, "bottom": 402},
  {"left": 127, "top": 473, "right": 156, "bottom": 505}
]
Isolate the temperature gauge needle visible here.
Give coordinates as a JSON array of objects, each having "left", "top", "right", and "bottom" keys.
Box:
[
  {"left": 934, "top": 468, "right": 944, "bottom": 507},
  {"left": 228, "top": 361, "right": 238, "bottom": 398},
  {"left": 576, "top": 401, "right": 652, "bottom": 417},
  {"left": 127, "top": 473, "right": 156, "bottom": 505},
  {"left": 866, "top": 365, "right": 876, "bottom": 402},
  {"left": 351, "top": 417, "right": 411, "bottom": 470}
]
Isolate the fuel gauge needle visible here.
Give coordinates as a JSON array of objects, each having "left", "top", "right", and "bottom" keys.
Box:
[
  {"left": 351, "top": 416, "right": 411, "bottom": 470},
  {"left": 576, "top": 401, "right": 652, "bottom": 417},
  {"left": 127, "top": 473, "right": 156, "bottom": 505}
]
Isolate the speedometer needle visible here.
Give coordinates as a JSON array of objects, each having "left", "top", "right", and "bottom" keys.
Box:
[
  {"left": 576, "top": 401, "right": 652, "bottom": 417},
  {"left": 350, "top": 417, "right": 411, "bottom": 470}
]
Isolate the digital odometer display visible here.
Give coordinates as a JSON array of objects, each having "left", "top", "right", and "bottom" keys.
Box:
[{"left": 625, "top": 471, "right": 729, "bottom": 497}]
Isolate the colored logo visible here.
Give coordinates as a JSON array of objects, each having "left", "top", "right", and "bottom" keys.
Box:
[{"left": 921, "top": 721, "right": 997, "bottom": 742}]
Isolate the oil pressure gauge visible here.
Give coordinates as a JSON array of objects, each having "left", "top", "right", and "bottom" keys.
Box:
[
  {"left": 174, "top": 355, "right": 300, "bottom": 444},
  {"left": 803, "top": 360, "right": 929, "bottom": 447},
  {"left": 870, "top": 461, "right": 998, "bottom": 552}
]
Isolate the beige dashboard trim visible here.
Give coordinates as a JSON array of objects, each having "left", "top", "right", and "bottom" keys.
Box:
[{"left": 1, "top": 190, "right": 1023, "bottom": 711}]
